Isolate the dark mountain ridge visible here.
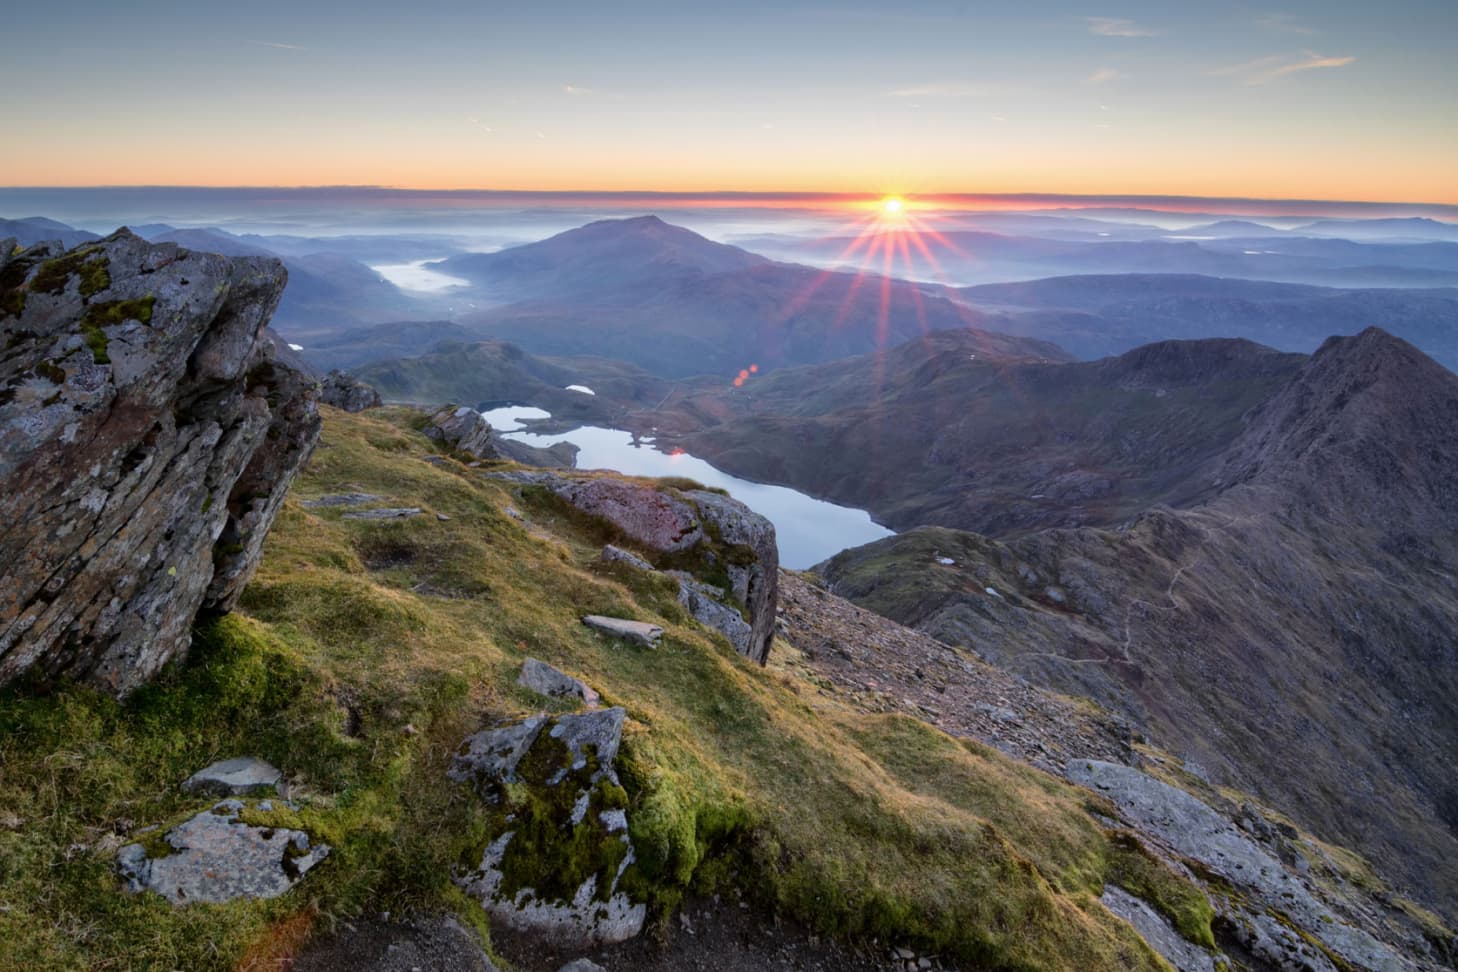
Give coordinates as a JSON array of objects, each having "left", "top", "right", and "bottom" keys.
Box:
[
  {"left": 816, "top": 328, "right": 1458, "bottom": 921},
  {"left": 645, "top": 330, "right": 1306, "bottom": 533}
]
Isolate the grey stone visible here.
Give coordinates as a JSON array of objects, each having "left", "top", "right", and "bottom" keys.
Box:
[
  {"left": 181, "top": 756, "right": 282, "bottom": 796},
  {"left": 425, "top": 405, "right": 496, "bottom": 459},
  {"left": 600, "top": 544, "right": 654, "bottom": 571},
  {"left": 302, "top": 492, "right": 382, "bottom": 508},
  {"left": 685, "top": 490, "right": 778, "bottom": 664},
  {"left": 453, "top": 707, "right": 644, "bottom": 947},
  {"left": 448, "top": 715, "right": 549, "bottom": 802},
  {"left": 116, "top": 799, "right": 328, "bottom": 904},
  {"left": 519, "top": 657, "right": 601, "bottom": 707},
  {"left": 343, "top": 507, "right": 422, "bottom": 520},
  {"left": 558, "top": 961, "right": 606, "bottom": 972},
  {"left": 319, "top": 370, "right": 382, "bottom": 412},
  {"left": 0, "top": 230, "right": 319, "bottom": 696},
  {"left": 1067, "top": 760, "right": 1411, "bottom": 972},
  {"left": 546, "top": 707, "right": 627, "bottom": 782},
  {"left": 582, "top": 615, "right": 663, "bottom": 647},
  {"left": 677, "top": 578, "right": 753, "bottom": 656},
  {"left": 1100, "top": 886, "right": 1215, "bottom": 972}
]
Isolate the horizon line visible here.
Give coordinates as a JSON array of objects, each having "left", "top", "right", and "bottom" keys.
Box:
[{"left": 4, "top": 186, "right": 1457, "bottom": 220}]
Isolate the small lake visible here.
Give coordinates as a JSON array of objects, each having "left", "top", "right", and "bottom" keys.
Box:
[
  {"left": 500, "top": 424, "right": 893, "bottom": 569},
  {"left": 481, "top": 405, "right": 552, "bottom": 431},
  {"left": 371, "top": 258, "right": 470, "bottom": 292}
]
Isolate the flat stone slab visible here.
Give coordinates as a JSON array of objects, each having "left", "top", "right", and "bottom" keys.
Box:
[
  {"left": 117, "top": 799, "right": 328, "bottom": 904},
  {"left": 342, "top": 507, "right": 423, "bottom": 520},
  {"left": 519, "top": 657, "right": 601, "bottom": 707},
  {"left": 182, "top": 756, "right": 282, "bottom": 796},
  {"left": 301, "top": 492, "right": 381, "bottom": 508},
  {"left": 582, "top": 615, "right": 663, "bottom": 647}
]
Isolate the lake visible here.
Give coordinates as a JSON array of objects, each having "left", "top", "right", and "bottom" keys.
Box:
[{"left": 499, "top": 423, "right": 893, "bottom": 569}]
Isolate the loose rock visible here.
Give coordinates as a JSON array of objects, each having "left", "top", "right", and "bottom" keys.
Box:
[
  {"left": 181, "top": 756, "right": 282, "bottom": 796},
  {"left": 116, "top": 799, "right": 328, "bottom": 904},
  {"left": 519, "top": 657, "right": 601, "bottom": 707},
  {"left": 582, "top": 615, "right": 663, "bottom": 647}
]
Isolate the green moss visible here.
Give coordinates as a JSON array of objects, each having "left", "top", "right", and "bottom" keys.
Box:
[
  {"left": 34, "top": 360, "right": 66, "bottom": 386},
  {"left": 83, "top": 295, "right": 153, "bottom": 328},
  {"left": 1105, "top": 832, "right": 1216, "bottom": 949},
  {"left": 74, "top": 296, "right": 153, "bottom": 364},
  {"left": 31, "top": 249, "right": 109, "bottom": 298},
  {"left": 489, "top": 731, "right": 633, "bottom": 906}
]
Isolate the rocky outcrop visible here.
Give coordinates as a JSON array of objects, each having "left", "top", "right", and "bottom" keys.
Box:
[
  {"left": 319, "top": 369, "right": 382, "bottom": 412},
  {"left": 555, "top": 476, "right": 706, "bottom": 552},
  {"left": 683, "top": 489, "right": 778, "bottom": 664},
  {"left": 493, "top": 471, "right": 778, "bottom": 663},
  {"left": 676, "top": 576, "right": 753, "bottom": 656},
  {"left": 0, "top": 231, "right": 320, "bottom": 695},
  {"left": 1069, "top": 760, "right": 1412, "bottom": 972},
  {"left": 117, "top": 798, "right": 329, "bottom": 905},
  {"left": 425, "top": 405, "right": 495, "bottom": 457},
  {"left": 450, "top": 708, "right": 646, "bottom": 946}
]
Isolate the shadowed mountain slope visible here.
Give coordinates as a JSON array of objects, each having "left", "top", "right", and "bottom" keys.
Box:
[
  {"left": 646, "top": 331, "right": 1305, "bottom": 532},
  {"left": 817, "top": 328, "right": 1458, "bottom": 921}
]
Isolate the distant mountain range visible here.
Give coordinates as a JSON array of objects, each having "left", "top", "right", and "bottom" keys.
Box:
[
  {"left": 955, "top": 273, "right": 1458, "bottom": 370},
  {"left": 8, "top": 212, "right": 1458, "bottom": 381}
]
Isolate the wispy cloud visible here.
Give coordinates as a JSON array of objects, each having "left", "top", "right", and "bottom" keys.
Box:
[
  {"left": 562, "top": 84, "right": 598, "bottom": 96},
  {"left": 887, "top": 82, "right": 999, "bottom": 98},
  {"left": 244, "top": 39, "right": 307, "bottom": 51},
  {"left": 1211, "top": 50, "right": 1355, "bottom": 84},
  {"left": 1085, "top": 17, "right": 1160, "bottom": 37},
  {"left": 1256, "top": 12, "right": 1318, "bottom": 35},
  {"left": 1084, "top": 67, "right": 1122, "bottom": 84}
]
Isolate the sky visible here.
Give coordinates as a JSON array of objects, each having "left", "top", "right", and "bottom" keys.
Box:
[{"left": 4, "top": 0, "right": 1457, "bottom": 204}]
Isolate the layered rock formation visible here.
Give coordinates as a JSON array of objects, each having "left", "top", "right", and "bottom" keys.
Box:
[{"left": 0, "top": 230, "right": 319, "bottom": 695}]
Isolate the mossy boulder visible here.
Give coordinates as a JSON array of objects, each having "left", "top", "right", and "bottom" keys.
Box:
[{"left": 450, "top": 707, "right": 646, "bottom": 946}]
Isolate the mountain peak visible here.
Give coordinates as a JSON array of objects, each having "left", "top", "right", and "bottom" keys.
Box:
[
  {"left": 437, "top": 214, "right": 767, "bottom": 300},
  {"left": 1219, "top": 326, "right": 1458, "bottom": 520}
]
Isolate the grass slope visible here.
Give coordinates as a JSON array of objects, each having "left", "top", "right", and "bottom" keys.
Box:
[{"left": 0, "top": 407, "right": 1205, "bottom": 971}]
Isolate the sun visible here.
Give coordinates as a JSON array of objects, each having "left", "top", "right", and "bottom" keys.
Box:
[{"left": 880, "top": 196, "right": 905, "bottom": 215}]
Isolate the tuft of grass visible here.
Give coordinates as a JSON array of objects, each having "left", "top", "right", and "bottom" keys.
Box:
[{"left": 1104, "top": 832, "right": 1216, "bottom": 949}]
